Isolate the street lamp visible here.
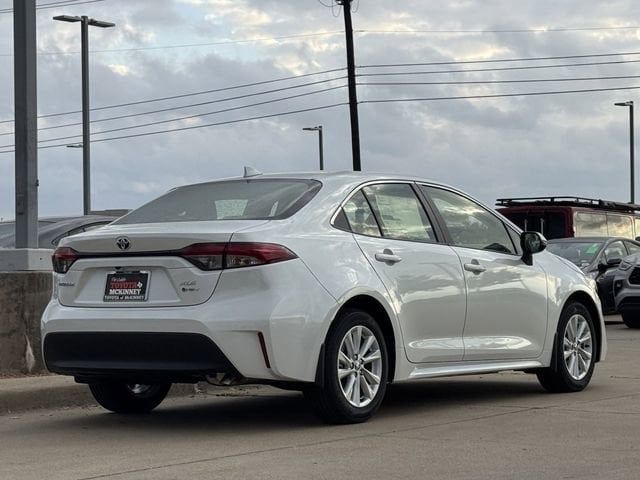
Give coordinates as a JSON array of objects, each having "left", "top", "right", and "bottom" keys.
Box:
[
  {"left": 53, "top": 15, "right": 115, "bottom": 215},
  {"left": 615, "top": 101, "right": 635, "bottom": 204},
  {"left": 303, "top": 125, "right": 324, "bottom": 170}
]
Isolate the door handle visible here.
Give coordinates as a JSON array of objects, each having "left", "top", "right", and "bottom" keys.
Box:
[
  {"left": 464, "top": 260, "right": 486, "bottom": 274},
  {"left": 375, "top": 249, "right": 402, "bottom": 264}
]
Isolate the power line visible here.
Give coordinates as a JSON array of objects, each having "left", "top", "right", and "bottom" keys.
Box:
[
  {"left": 358, "top": 51, "right": 640, "bottom": 69},
  {"left": 360, "top": 85, "right": 640, "bottom": 104},
  {"left": 0, "top": 75, "right": 348, "bottom": 141},
  {"left": 0, "top": 67, "right": 346, "bottom": 125},
  {"left": 0, "top": 0, "right": 105, "bottom": 13},
  {"left": 358, "top": 74, "right": 640, "bottom": 86},
  {"left": 5, "top": 85, "right": 348, "bottom": 147},
  {"left": 0, "top": 103, "right": 348, "bottom": 154},
  {"left": 356, "top": 59, "right": 640, "bottom": 78},
  {"left": 0, "top": 31, "right": 345, "bottom": 57},
  {"left": 356, "top": 25, "right": 640, "bottom": 35}
]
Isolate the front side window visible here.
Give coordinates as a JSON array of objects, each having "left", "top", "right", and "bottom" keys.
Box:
[
  {"left": 362, "top": 184, "right": 436, "bottom": 242},
  {"left": 422, "top": 186, "right": 515, "bottom": 254},
  {"left": 115, "top": 179, "right": 321, "bottom": 224}
]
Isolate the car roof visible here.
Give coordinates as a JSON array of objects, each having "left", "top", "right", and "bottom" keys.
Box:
[{"left": 178, "top": 170, "right": 456, "bottom": 194}]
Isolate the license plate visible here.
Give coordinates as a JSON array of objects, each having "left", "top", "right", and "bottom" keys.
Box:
[{"left": 104, "top": 272, "right": 150, "bottom": 302}]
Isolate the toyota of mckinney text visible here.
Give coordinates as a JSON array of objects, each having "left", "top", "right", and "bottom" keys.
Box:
[{"left": 41, "top": 171, "right": 606, "bottom": 424}]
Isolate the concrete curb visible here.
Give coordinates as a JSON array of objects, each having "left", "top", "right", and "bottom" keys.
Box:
[{"left": 0, "top": 375, "right": 202, "bottom": 415}]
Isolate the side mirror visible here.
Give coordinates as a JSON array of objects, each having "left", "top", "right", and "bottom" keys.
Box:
[
  {"left": 521, "top": 231, "right": 547, "bottom": 266},
  {"left": 598, "top": 257, "right": 622, "bottom": 273}
]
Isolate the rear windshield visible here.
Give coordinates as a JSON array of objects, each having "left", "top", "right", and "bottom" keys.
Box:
[{"left": 114, "top": 179, "right": 321, "bottom": 224}]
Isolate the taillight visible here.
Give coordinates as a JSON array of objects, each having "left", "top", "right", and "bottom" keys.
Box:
[
  {"left": 179, "top": 243, "right": 225, "bottom": 271},
  {"left": 178, "top": 243, "right": 297, "bottom": 270},
  {"left": 225, "top": 243, "right": 297, "bottom": 268},
  {"left": 52, "top": 247, "right": 78, "bottom": 274}
]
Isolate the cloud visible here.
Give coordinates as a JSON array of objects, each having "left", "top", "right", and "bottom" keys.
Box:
[{"left": 1, "top": 0, "right": 640, "bottom": 220}]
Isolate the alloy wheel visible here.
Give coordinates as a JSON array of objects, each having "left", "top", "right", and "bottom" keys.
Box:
[
  {"left": 563, "top": 314, "right": 593, "bottom": 381},
  {"left": 337, "top": 325, "right": 383, "bottom": 407}
]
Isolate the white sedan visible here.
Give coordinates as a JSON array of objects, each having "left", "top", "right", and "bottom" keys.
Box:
[{"left": 42, "top": 171, "right": 606, "bottom": 423}]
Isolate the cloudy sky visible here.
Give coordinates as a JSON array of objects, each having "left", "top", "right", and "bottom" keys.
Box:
[{"left": 2, "top": 0, "right": 640, "bottom": 220}]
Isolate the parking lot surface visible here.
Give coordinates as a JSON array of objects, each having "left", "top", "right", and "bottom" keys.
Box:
[{"left": 1, "top": 318, "right": 638, "bottom": 480}]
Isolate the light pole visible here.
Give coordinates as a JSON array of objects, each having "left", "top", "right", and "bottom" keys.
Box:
[
  {"left": 53, "top": 15, "right": 115, "bottom": 215},
  {"left": 615, "top": 101, "right": 635, "bottom": 204},
  {"left": 303, "top": 125, "right": 324, "bottom": 170}
]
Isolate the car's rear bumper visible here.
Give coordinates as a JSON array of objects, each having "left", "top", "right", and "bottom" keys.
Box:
[
  {"left": 41, "top": 260, "right": 338, "bottom": 383},
  {"left": 43, "top": 331, "right": 239, "bottom": 383}
]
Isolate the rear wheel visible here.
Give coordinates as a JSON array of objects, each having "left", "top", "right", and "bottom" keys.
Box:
[
  {"left": 305, "top": 309, "right": 388, "bottom": 424},
  {"left": 622, "top": 311, "right": 640, "bottom": 329},
  {"left": 537, "top": 302, "right": 596, "bottom": 393},
  {"left": 89, "top": 382, "right": 171, "bottom": 413}
]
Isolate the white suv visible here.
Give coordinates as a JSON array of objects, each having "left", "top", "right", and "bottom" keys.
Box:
[{"left": 42, "top": 172, "right": 606, "bottom": 423}]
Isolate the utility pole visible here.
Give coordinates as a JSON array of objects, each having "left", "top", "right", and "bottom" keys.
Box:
[
  {"left": 81, "top": 16, "right": 91, "bottom": 215},
  {"left": 615, "top": 101, "right": 635, "bottom": 203},
  {"left": 336, "top": 0, "right": 361, "bottom": 171},
  {"left": 13, "top": 0, "right": 39, "bottom": 248},
  {"left": 54, "top": 15, "right": 115, "bottom": 215}
]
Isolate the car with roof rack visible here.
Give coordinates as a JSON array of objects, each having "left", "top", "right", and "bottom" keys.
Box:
[{"left": 496, "top": 196, "right": 640, "bottom": 241}]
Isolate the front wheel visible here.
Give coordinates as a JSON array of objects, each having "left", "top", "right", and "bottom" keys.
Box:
[
  {"left": 622, "top": 311, "right": 640, "bottom": 329},
  {"left": 305, "top": 309, "right": 389, "bottom": 424},
  {"left": 537, "top": 302, "right": 596, "bottom": 393},
  {"left": 89, "top": 382, "right": 171, "bottom": 413}
]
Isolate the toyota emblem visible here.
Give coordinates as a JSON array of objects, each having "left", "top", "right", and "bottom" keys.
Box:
[{"left": 116, "top": 237, "right": 131, "bottom": 251}]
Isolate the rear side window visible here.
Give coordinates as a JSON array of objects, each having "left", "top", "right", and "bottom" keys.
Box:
[
  {"left": 115, "top": 179, "right": 321, "bottom": 224},
  {"left": 362, "top": 184, "right": 436, "bottom": 242},
  {"left": 575, "top": 212, "right": 607, "bottom": 236},
  {"left": 607, "top": 214, "right": 633, "bottom": 238},
  {"left": 342, "top": 191, "right": 381, "bottom": 237}
]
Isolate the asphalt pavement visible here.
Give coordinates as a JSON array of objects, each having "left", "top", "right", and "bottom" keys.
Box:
[{"left": 1, "top": 318, "right": 638, "bottom": 480}]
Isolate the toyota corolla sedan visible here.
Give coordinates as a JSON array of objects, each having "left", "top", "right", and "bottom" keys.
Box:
[{"left": 42, "top": 171, "right": 606, "bottom": 423}]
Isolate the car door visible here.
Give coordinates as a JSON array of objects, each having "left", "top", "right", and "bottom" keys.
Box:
[
  {"left": 341, "top": 183, "right": 467, "bottom": 363},
  {"left": 420, "top": 185, "right": 548, "bottom": 361}
]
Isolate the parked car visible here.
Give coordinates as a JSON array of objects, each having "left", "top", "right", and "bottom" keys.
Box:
[
  {"left": 41, "top": 172, "right": 606, "bottom": 424},
  {"left": 0, "top": 215, "right": 119, "bottom": 249},
  {"left": 497, "top": 196, "right": 640, "bottom": 240},
  {"left": 614, "top": 255, "right": 640, "bottom": 328},
  {"left": 546, "top": 237, "right": 640, "bottom": 313},
  {"left": 0, "top": 217, "right": 68, "bottom": 237}
]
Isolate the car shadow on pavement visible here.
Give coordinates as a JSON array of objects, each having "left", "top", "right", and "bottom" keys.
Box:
[{"left": 36, "top": 375, "right": 551, "bottom": 433}]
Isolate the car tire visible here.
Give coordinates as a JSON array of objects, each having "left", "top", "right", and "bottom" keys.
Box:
[
  {"left": 622, "top": 311, "right": 640, "bottom": 329},
  {"left": 89, "top": 382, "right": 171, "bottom": 413},
  {"left": 537, "top": 301, "right": 596, "bottom": 393},
  {"left": 304, "top": 308, "right": 389, "bottom": 424}
]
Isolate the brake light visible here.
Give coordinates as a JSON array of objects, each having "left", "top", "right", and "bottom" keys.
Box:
[
  {"left": 52, "top": 247, "right": 78, "bottom": 274},
  {"left": 179, "top": 243, "right": 225, "bottom": 271},
  {"left": 178, "top": 243, "right": 297, "bottom": 271}
]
